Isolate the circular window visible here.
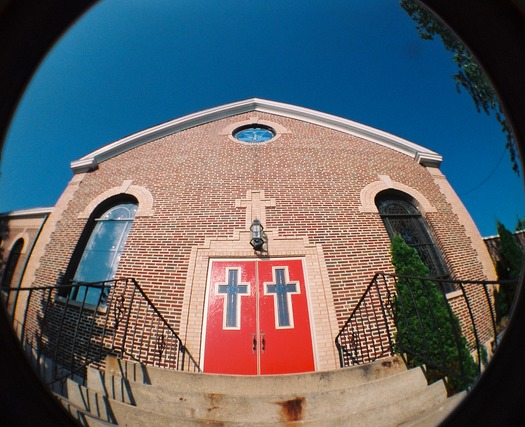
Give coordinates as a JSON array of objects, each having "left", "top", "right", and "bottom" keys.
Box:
[{"left": 233, "top": 125, "right": 275, "bottom": 143}]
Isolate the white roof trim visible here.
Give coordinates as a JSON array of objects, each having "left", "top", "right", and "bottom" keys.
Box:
[
  {"left": 71, "top": 98, "right": 442, "bottom": 173},
  {"left": 0, "top": 207, "right": 54, "bottom": 218}
]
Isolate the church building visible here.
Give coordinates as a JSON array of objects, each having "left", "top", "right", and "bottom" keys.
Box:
[{"left": 1, "top": 98, "right": 496, "bottom": 376}]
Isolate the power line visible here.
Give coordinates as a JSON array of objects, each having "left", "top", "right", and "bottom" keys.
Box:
[{"left": 458, "top": 146, "right": 506, "bottom": 196}]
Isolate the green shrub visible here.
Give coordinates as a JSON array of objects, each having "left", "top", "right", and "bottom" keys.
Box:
[
  {"left": 494, "top": 220, "right": 523, "bottom": 324},
  {"left": 390, "top": 234, "right": 478, "bottom": 394}
]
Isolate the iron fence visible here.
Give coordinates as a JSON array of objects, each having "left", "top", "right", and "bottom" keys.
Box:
[
  {"left": 0, "top": 278, "right": 200, "bottom": 390},
  {"left": 335, "top": 273, "right": 514, "bottom": 393}
]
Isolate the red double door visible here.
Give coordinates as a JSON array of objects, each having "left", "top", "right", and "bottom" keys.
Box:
[{"left": 202, "top": 259, "right": 315, "bottom": 375}]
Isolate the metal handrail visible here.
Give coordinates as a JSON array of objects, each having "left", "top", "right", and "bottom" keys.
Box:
[
  {"left": 335, "top": 273, "right": 396, "bottom": 367},
  {"left": 0, "top": 278, "right": 200, "bottom": 390},
  {"left": 335, "top": 273, "right": 514, "bottom": 394}
]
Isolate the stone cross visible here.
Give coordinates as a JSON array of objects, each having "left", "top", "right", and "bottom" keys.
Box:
[{"left": 236, "top": 190, "right": 275, "bottom": 231}]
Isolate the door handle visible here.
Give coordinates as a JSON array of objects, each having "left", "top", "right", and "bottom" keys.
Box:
[
  {"left": 261, "top": 333, "right": 266, "bottom": 352},
  {"left": 252, "top": 335, "right": 257, "bottom": 351}
]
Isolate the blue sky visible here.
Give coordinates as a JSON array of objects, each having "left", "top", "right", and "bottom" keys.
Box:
[{"left": 0, "top": 0, "right": 523, "bottom": 237}]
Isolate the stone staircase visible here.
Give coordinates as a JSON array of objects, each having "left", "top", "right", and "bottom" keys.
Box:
[{"left": 54, "top": 355, "right": 465, "bottom": 426}]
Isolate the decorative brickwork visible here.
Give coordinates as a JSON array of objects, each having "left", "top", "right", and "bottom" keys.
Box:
[
  {"left": 78, "top": 181, "right": 154, "bottom": 219},
  {"left": 22, "top": 100, "right": 495, "bottom": 372}
]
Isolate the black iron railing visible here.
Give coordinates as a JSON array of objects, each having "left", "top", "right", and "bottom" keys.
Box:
[
  {"left": 1, "top": 278, "right": 200, "bottom": 390},
  {"left": 335, "top": 273, "right": 396, "bottom": 367},
  {"left": 335, "top": 273, "right": 513, "bottom": 393}
]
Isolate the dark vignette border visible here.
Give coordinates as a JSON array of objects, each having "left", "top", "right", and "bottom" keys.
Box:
[{"left": 0, "top": 1, "right": 524, "bottom": 425}]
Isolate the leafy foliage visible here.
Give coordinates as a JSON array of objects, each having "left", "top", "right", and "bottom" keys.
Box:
[
  {"left": 515, "top": 217, "right": 525, "bottom": 232},
  {"left": 400, "top": 0, "right": 519, "bottom": 174},
  {"left": 494, "top": 221, "right": 523, "bottom": 323},
  {"left": 390, "top": 234, "right": 477, "bottom": 394}
]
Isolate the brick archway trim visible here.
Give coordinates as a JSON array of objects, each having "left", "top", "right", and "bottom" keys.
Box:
[
  {"left": 359, "top": 176, "right": 437, "bottom": 214},
  {"left": 78, "top": 180, "right": 154, "bottom": 218}
]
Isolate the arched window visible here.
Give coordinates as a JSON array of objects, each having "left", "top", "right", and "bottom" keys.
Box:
[
  {"left": 1, "top": 238, "right": 24, "bottom": 290},
  {"left": 69, "top": 200, "right": 138, "bottom": 305},
  {"left": 376, "top": 193, "right": 455, "bottom": 293}
]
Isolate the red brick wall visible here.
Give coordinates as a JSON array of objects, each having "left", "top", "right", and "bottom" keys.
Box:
[{"left": 31, "top": 111, "right": 492, "bottom": 355}]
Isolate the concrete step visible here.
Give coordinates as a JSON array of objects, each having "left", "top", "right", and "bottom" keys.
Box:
[
  {"left": 73, "top": 354, "right": 459, "bottom": 426},
  {"left": 85, "top": 354, "right": 451, "bottom": 425},
  {"left": 360, "top": 379, "right": 447, "bottom": 427},
  {"left": 101, "top": 355, "right": 407, "bottom": 395},
  {"left": 298, "top": 369, "right": 439, "bottom": 424},
  {"left": 54, "top": 392, "right": 116, "bottom": 427},
  {"left": 107, "top": 396, "right": 197, "bottom": 426},
  {"left": 93, "top": 365, "right": 427, "bottom": 423},
  {"left": 65, "top": 378, "right": 117, "bottom": 424},
  {"left": 87, "top": 366, "right": 135, "bottom": 405},
  {"left": 398, "top": 390, "right": 466, "bottom": 427},
  {"left": 297, "top": 380, "right": 448, "bottom": 427},
  {"left": 81, "top": 372, "right": 448, "bottom": 427}
]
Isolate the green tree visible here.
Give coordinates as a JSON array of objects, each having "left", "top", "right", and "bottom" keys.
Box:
[
  {"left": 494, "top": 221, "right": 523, "bottom": 323},
  {"left": 390, "top": 234, "right": 477, "bottom": 394},
  {"left": 515, "top": 217, "right": 525, "bottom": 232},
  {"left": 400, "top": 0, "right": 519, "bottom": 174}
]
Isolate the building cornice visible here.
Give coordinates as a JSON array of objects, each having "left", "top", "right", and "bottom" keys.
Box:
[
  {"left": 0, "top": 207, "right": 54, "bottom": 218},
  {"left": 70, "top": 98, "right": 442, "bottom": 173}
]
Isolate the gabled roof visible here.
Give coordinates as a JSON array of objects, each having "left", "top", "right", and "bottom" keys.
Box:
[{"left": 71, "top": 98, "right": 442, "bottom": 173}]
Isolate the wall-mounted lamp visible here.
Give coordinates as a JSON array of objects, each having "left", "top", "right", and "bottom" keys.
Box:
[{"left": 250, "top": 219, "right": 266, "bottom": 252}]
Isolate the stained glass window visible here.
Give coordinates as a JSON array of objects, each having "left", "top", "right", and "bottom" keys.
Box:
[
  {"left": 233, "top": 125, "right": 275, "bottom": 143},
  {"left": 377, "top": 195, "right": 455, "bottom": 293}
]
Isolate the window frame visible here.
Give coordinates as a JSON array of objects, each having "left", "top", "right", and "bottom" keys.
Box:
[
  {"left": 376, "top": 192, "right": 455, "bottom": 294},
  {"left": 63, "top": 195, "right": 138, "bottom": 304}
]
